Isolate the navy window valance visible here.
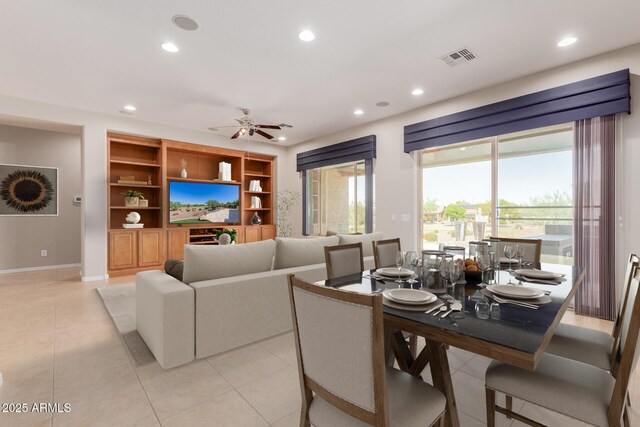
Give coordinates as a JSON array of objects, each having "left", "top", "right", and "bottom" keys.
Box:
[
  {"left": 296, "top": 135, "right": 376, "bottom": 171},
  {"left": 404, "top": 69, "right": 630, "bottom": 153}
]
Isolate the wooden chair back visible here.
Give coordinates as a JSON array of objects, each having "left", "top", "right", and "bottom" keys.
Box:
[
  {"left": 489, "top": 237, "right": 542, "bottom": 263},
  {"left": 611, "top": 254, "right": 639, "bottom": 356},
  {"left": 288, "top": 274, "right": 388, "bottom": 426},
  {"left": 609, "top": 274, "right": 640, "bottom": 424},
  {"left": 324, "top": 243, "right": 364, "bottom": 279},
  {"left": 372, "top": 238, "right": 401, "bottom": 269}
]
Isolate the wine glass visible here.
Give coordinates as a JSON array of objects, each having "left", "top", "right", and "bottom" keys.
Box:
[
  {"left": 516, "top": 244, "right": 524, "bottom": 266},
  {"left": 476, "top": 246, "right": 490, "bottom": 288},
  {"left": 395, "top": 251, "right": 405, "bottom": 284},
  {"left": 448, "top": 262, "right": 461, "bottom": 295},
  {"left": 504, "top": 244, "right": 517, "bottom": 283},
  {"left": 439, "top": 255, "right": 453, "bottom": 297},
  {"left": 405, "top": 251, "right": 418, "bottom": 285}
]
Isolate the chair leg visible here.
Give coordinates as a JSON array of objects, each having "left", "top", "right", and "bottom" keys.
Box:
[
  {"left": 506, "top": 395, "right": 513, "bottom": 419},
  {"left": 409, "top": 334, "right": 418, "bottom": 358},
  {"left": 486, "top": 387, "right": 496, "bottom": 427}
]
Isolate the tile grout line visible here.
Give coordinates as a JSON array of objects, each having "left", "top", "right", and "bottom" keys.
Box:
[{"left": 205, "top": 360, "right": 272, "bottom": 426}]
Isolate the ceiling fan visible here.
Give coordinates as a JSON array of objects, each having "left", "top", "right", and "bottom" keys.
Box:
[{"left": 212, "top": 108, "right": 293, "bottom": 141}]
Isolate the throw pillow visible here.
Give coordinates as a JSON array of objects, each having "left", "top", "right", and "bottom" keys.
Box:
[{"left": 164, "top": 259, "right": 184, "bottom": 282}]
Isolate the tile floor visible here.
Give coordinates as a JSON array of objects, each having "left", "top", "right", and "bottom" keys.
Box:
[{"left": 0, "top": 267, "right": 637, "bottom": 426}]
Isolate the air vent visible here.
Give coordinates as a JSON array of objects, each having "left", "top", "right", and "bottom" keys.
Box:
[{"left": 440, "top": 47, "right": 477, "bottom": 67}]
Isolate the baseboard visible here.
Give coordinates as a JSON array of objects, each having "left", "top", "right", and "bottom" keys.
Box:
[
  {"left": 81, "top": 274, "right": 109, "bottom": 282},
  {"left": 0, "top": 263, "right": 81, "bottom": 276}
]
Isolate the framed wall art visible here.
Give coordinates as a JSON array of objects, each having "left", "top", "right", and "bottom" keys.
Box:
[{"left": 0, "top": 164, "right": 59, "bottom": 216}]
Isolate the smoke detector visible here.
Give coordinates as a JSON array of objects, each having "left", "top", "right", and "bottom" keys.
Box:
[{"left": 440, "top": 47, "right": 477, "bottom": 67}]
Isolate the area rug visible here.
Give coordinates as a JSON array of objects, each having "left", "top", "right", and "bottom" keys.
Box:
[{"left": 96, "top": 284, "right": 156, "bottom": 367}]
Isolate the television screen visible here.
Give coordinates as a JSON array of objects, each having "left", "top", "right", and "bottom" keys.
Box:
[{"left": 169, "top": 181, "right": 240, "bottom": 224}]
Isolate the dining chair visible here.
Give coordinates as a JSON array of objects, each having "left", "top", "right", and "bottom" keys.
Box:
[
  {"left": 372, "top": 238, "right": 401, "bottom": 269},
  {"left": 545, "top": 253, "right": 639, "bottom": 372},
  {"left": 485, "top": 274, "right": 640, "bottom": 427},
  {"left": 489, "top": 236, "right": 542, "bottom": 263},
  {"left": 324, "top": 243, "right": 364, "bottom": 279},
  {"left": 371, "top": 238, "right": 418, "bottom": 358},
  {"left": 288, "top": 274, "right": 447, "bottom": 426}
]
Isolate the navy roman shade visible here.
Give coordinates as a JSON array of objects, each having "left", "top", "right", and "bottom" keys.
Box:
[
  {"left": 404, "top": 69, "right": 631, "bottom": 153},
  {"left": 296, "top": 135, "right": 376, "bottom": 171}
]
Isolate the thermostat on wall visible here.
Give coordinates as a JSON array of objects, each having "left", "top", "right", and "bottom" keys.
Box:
[{"left": 73, "top": 196, "right": 82, "bottom": 204}]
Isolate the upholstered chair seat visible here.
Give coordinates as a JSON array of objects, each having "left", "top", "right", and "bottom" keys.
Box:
[{"left": 309, "top": 367, "right": 446, "bottom": 427}]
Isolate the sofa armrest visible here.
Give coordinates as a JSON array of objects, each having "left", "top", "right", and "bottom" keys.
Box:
[{"left": 136, "top": 270, "right": 195, "bottom": 369}]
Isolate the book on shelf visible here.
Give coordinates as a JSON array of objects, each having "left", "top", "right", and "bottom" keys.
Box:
[
  {"left": 249, "top": 179, "right": 262, "bottom": 192},
  {"left": 122, "top": 223, "right": 144, "bottom": 229},
  {"left": 250, "top": 196, "right": 262, "bottom": 209},
  {"left": 117, "top": 180, "right": 148, "bottom": 185}
]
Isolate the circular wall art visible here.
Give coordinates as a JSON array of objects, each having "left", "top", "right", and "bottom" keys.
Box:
[{"left": 0, "top": 165, "right": 58, "bottom": 215}]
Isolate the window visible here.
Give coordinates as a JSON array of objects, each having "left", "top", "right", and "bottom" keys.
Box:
[
  {"left": 421, "top": 123, "right": 574, "bottom": 264},
  {"left": 304, "top": 160, "right": 371, "bottom": 235}
]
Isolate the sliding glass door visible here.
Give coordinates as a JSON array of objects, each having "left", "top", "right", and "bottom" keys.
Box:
[{"left": 421, "top": 123, "right": 574, "bottom": 264}]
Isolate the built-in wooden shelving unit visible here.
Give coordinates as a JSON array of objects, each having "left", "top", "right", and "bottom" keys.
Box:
[{"left": 107, "top": 133, "right": 276, "bottom": 277}]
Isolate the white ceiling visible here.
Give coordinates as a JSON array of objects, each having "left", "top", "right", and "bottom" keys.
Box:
[{"left": 1, "top": 0, "right": 640, "bottom": 146}]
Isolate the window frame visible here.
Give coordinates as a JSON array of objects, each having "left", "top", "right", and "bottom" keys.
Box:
[{"left": 302, "top": 158, "right": 373, "bottom": 236}]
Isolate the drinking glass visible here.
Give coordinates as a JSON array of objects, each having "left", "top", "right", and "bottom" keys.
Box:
[
  {"left": 504, "top": 245, "right": 517, "bottom": 271},
  {"left": 439, "top": 255, "right": 454, "bottom": 294},
  {"left": 516, "top": 244, "right": 524, "bottom": 266},
  {"left": 475, "top": 297, "right": 490, "bottom": 319},
  {"left": 395, "top": 251, "right": 405, "bottom": 284},
  {"left": 448, "top": 262, "right": 461, "bottom": 302},
  {"left": 405, "top": 251, "right": 419, "bottom": 284},
  {"left": 476, "top": 245, "right": 491, "bottom": 288}
]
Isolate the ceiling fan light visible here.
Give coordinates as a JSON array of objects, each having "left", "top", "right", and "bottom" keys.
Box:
[{"left": 239, "top": 128, "right": 246, "bottom": 135}]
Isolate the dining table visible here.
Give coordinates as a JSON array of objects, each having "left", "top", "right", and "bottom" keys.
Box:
[{"left": 320, "top": 262, "right": 584, "bottom": 427}]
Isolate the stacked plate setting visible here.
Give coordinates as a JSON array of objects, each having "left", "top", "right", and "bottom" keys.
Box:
[
  {"left": 382, "top": 288, "right": 437, "bottom": 305},
  {"left": 486, "top": 284, "right": 545, "bottom": 300},
  {"left": 513, "top": 269, "right": 565, "bottom": 284},
  {"left": 375, "top": 267, "right": 414, "bottom": 278}
]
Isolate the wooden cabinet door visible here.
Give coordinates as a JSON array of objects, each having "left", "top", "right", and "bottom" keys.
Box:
[
  {"left": 167, "top": 229, "right": 189, "bottom": 260},
  {"left": 109, "top": 231, "right": 137, "bottom": 270},
  {"left": 261, "top": 225, "right": 276, "bottom": 240},
  {"left": 245, "top": 226, "right": 261, "bottom": 243},
  {"left": 138, "top": 230, "right": 163, "bottom": 267}
]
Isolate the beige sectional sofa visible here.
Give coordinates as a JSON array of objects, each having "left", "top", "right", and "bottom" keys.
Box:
[{"left": 136, "top": 232, "right": 382, "bottom": 369}]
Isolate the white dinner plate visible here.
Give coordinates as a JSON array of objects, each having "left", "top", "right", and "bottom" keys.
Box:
[
  {"left": 513, "top": 269, "right": 563, "bottom": 279},
  {"left": 383, "top": 289, "right": 437, "bottom": 305},
  {"left": 487, "top": 284, "right": 545, "bottom": 300},
  {"left": 376, "top": 267, "right": 414, "bottom": 277},
  {"left": 499, "top": 257, "right": 518, "bottom": 264}
]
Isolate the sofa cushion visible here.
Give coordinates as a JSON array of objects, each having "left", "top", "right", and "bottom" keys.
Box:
[
  {"left": 273, "top": 236, "right": 339, "bottom": 270},
  {"left": 164, "top": 259, "right": 184, "bottom": 282},
  {"left": 183, "top": 239, "right": 276, "bottom": 284},
  {"left": 337, "top": 232, "right": 384, "bottom": 257}
]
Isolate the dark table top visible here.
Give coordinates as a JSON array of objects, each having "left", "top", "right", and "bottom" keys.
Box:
[{"left": 322, "top": 263, "right": 584, "bottom": 369}]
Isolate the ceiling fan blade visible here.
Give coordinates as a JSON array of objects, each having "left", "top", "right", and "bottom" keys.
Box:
[
  {"left": 255, "top": 129, "right": 274, "bottom": 140},
  {"left": 231, "top": 129, "right": 243, "bottom": 139},
  {"left": 256, "top": 124, "right": 281, "bottom": 130}
]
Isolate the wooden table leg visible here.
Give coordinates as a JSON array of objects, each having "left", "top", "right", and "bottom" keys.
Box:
[
  {"left": 384, "top": 323, "right": 396, "bottom": 367},
  {"left": 427, "top": 340, "right": 460, "bottom": 427}
]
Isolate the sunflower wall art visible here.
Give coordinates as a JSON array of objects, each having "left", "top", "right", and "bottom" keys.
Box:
[{"left": 0, "top": 164, "right": 58, "bottom": 216}]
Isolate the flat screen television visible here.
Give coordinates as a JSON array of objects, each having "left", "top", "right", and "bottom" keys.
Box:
[{"left": 169, "top": 181, "right": 240, "bottom": 225}]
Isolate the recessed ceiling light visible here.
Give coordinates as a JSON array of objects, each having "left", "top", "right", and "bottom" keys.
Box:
[
  {"left": 172, "top": 15, "right": 199, "bottom": 31},
  {"left": 354, "top": 109, "right": 364, "bottom": 116},
  {"left": 161, "top": 42, "right": 179, "bottom": 53},
  {"left": 298, "top": 30, "right": 316, "bottom": 42},
  {"left": 557, "top": 37, "right": 577, "bottom": 47},
  {"left": 376, "top": 101, "right": 390, "bottom": 107},
  {"left": 123, "top": 105, "right": 136, "bottom": 112},
  {"left": 459, "top": 147, "right": 466, "bottom": 151},
  {"left": 411, "top": 89, "right": 424, "bottom": 96},
  {"left": 278, "top": 136, "right": 287, "bottom": 141}
]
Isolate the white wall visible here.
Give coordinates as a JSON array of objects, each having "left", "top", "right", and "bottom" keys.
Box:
[
  {"left": 283, "top": 43, "right": 640, "bottom": 280},
  {"left": 0, "top": 97, "right": 288, "bottom": 280},
  {"left": 0, "top": 125, "right": 81, "bottom": 270}
]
